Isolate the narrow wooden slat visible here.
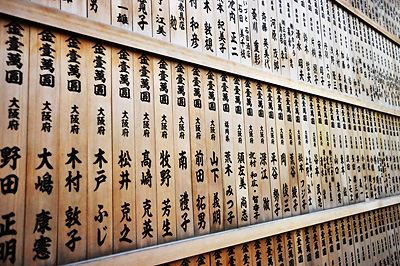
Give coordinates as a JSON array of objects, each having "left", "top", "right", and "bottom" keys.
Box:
[
  {"left": 111, "top": 47, "right": 136, "bottom": 252},
  {"left": 57, "top": 33, "right": 88, "bottom": 264},
  {"left": 87, "top": 40, "right": 113, "bottom": 259},
  {"left": 171, "top": 63, "right": 195, "bottom": 240},
  {"left": 0, "top": 18, "right": 29, "bottom": 266},
  {"left": 24, "top": 25, "right": 60, "bottom": 265}
]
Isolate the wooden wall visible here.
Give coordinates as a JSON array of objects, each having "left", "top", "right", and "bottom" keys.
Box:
[{"left": 0, "top": 0, "right": 399, "bottom": 265}]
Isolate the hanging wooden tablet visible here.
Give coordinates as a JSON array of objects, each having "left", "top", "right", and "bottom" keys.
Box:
[
  {"left": 384, "top": 207, "right": 398, "bottom": 264},
  {"left": 314, "top": 97, "right": 331, "bottom": 209},
  {"left": 217, "top": 74, "right": 238, "bottom": 229},
  {"left": 294, "top": 229, "right": 306, "bottom": 266},
  {"left": 188, "top": 66, "right": 211, "bottom": 236},
  {"left": 231, "top": 77, "right": 250, "bottom": 227},
  {"left": 312, "top": 0, "right": 326, "bottom": 89},
  {"left": 317, "top": 0, "right": 332, "bottom": 91},
  {"left": 292, "top": 92, "right": 309, "bottom": 214},
  {"left": 152, "top": 0, "right": 170, "bottom": 41},
  {"left": 334, "top": 102, "right": 352, "bottom": 205},
  {"left": 248, "top": 0, "right": 262, "bottom": 67},
  {"left": 169, "top": 0, "right": 188, "bottom": 46},
  {"left": 186, "top": 0, "right": 204, "bottom": 51},
  {"left": 353, "top": 107, "right": 368, "bottom": 202},
  {"left": 291, "top": 0, "right": 305, "bottom": 83},
  {"left": 371, "top": 110, "right": 384, "bottom": 198},
  {"left": 345, "top": 104, "right": 360, "bottom": 203},
  {"left": 284, "top": 0, "right": 297, "bottom": 80},
  {"left": 362, "top": 108, "right": 377, "bottom": 200},
  {"left": 210, "top": 249, "right": 226, "bottom": 266},
  {"left": 111, "top": 47, "right": 136, "bottom": 252},
  {"left": 276, "top": 0, "right": 289, "bottom": 77},
  {"left": 153, "top": 57, "right": 177, "bottom": 244},
  {"left": 350, "top": 106, "right": 365, "bottom": 202},
  {"left": 202, "top": 0, "right": 217, "bottom": 55},
  {"left": 311, "top": 224, "right": 322, "bottom": 265},
  {"left": 308, "top": 95, "right": 323, "bottom": 211},
  {"left": 378, "top": 208, "right": 390, "bottom": 264},
  {"left": 214, "top": 0, "right": 229, "bottom": 59},
  {"left": 339, "top": 217, "right": 350, "bottom": 265},
  {"left": 133, "top": 0, "right": 153, "bottom": 36},
  {"left": 340, "top": 103, "right": 355, "bottom": 204},
  {"left": 274, "top": 233, "right": 287, "bottom": 265},
  {"left": 351, "top": 214, "right": 363, "bottom": 265},
  {"left": 237, "top": 0, "right": 252, "bottom": 65},
  {"left": 337, "top": 6, "right": 348, "bottom": 95},
  {"left": 342, "top": 10, "right": 356, "bottom": 97},
  {"left": 332, "top": 219, "right": 344, "bottom": 265},
  {"left": 267, "top": 0, "right": 281, "bottom": 74},
  {"left": 0, "top": 19, "right": 29, "bottom": 266},
  {"left": 203, "top": 70, "right": 223, "bottom": 233},
  {"left": 305, "top": 0, "right": 318, "bottom": 87},
  {"left": 392, "top": 205, "right": 400, "bottom": 261},
  {"left": 193, "top": 253, "right": 211, "bottom": 266},
  {"left": 364, "top": 25, "right": 374, "bottom": 103},
  {"left": 112, "top": 0, "right": 133, "bottom": 31},
  {"left": 285, "top": 231, "right": 296, "bottom": 266},
  {"left": 265, "top": 236, "right": 276, "bottom": 265},
  {"left": 255, "top": 83, "right": 273, "bottom": 222},
  {"left": 370, "top": 209, "right": 381, "bottom": 264},
  {"left": 346, "top": 216, "right": 357, "bottom": 265},
  {"left": 171, "top": 62, "right": 195, "bottom": 240},
  {"left": 257, "top": 0, "right": 272, "bottom": 71},
  {"left": 61, "top": 0, "right": 86, "bottom": 16},
  {"left": 376, "top": 112, "right": 388, "bottom": 197},
  {"left": 86, "top": 41, "right": 113, "bottom": 258},
  {"left": 134, "top": 53, "right": 157, "bottom": 248},
  {"left": 391, "top": 116, "right": 400, "bottom": 193},
  {"left": 357, "top": 107, "right": 371, "bottom": 201},
  {"left": 57, "top": 34, "right": 88, "bottom": 264},
  {"left": 303, "top": 226, "right": 313, "bottom": 265},
  {"left": 242, "top": 79, "right": 263, "bottom": 224},
  {"left": 284, "top": 90, "right": 300, "bottom": 216},
  {"left": 264, "top": 84, "right": 283, "bottom": 219},
  {"left": 24, "top": 26, "right": 60, "bottom": 266},
  {"left": 318, "top": 222, "right": 330, "bottom": 265},
  {"left": 331, "top": 3, "right": 344, "bottom": 94},
  {"left": 226, "top": 245, "right": 240, "bottom": 266},
  {"left": 385, "top": 114, "right": 396, "bottom": 196},
  {"left": 325, "top": 0, "right": 338, "bottom": 92},
  {"left": 87, "top": 0, "right": 111, "bottom": 24},
  {"left": 298, "top": 93, "right": 317, "bottom": 212},
  {"left": 362, "top": 212, "right": 375, "bottom": 265},
  {"left": 225, "top": 0, "right": 241, "bottom": 62},
  {"left": 328, "top": 100, "right": 346, "bottom": 206},
  {"left": 274, "top": 87, "right": 292, "bottom": 218},
  {"left": 250, "top": 239, "right": 264, "bottom": 265},
  {"left": 323, "top": 99, "right": 338, "bottom": 208},
  {"left": 238, "top": 242, "right": 252, "bottom": 266}
]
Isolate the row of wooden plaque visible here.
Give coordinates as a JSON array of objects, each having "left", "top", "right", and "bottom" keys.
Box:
[
  {"left": 1, "top": 16, "right": 400, "bottom": 265},
  {"left": 26, "top": 0, "right": 400, "bottom": 108},
  {"left": 164, "top": 205, "right": 400, "bottom": 266}
]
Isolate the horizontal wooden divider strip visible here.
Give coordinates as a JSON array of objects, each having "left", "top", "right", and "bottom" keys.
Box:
[
  {"left": 67, "top": 195, "right": 400, "bottom": 266},
  {"left": 1, "top": 0, "right": 399, "bottom": 117},
  {"left": 333, "top": 0, "right": 400, "bottom": 46}
]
